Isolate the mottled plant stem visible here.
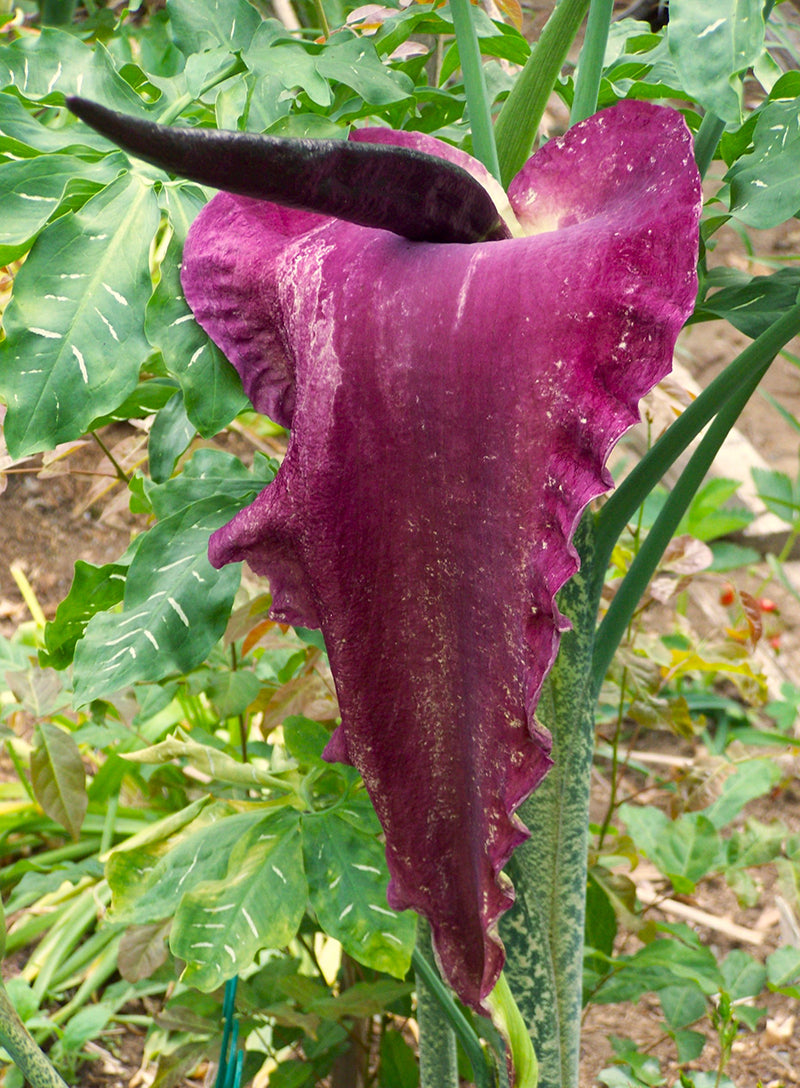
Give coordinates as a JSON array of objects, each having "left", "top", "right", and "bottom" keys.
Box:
[
  {"left": 414, "top": 920, "right": 460, "bottom": 1088},
  {"left": 500, "top": 514, "right": 599, "bottom": 1088},
  {"left": 0, "top": 978, "right": 70, "bottom": 1088}
]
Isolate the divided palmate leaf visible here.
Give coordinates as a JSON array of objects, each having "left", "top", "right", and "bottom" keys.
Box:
[
  {"left": 303, "top": 808, "right": 416, "bottom": 979},
  {"left": 107, "top": 807, "right": 269, "bottom": 924},
  {"left": 727, "top": 94, "right": 800, "bottom": 228},
  {"left": 72, "top": 497, "right": 242, "bottom": 703},
  {"left": 0, "top": 173, "right": 160, "bottom": 457},
  {"left": 171, "top": 809, "right": 306, "bottom": 990},
  {"left": 41, "top": 561, "right": 127, "bottom": 671}
]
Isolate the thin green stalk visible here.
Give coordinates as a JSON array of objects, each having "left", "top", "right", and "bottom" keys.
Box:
[
  {"left": 594, "top": 301, "right": 800, "bottom": 579},
  {"left": 156, "top": 59, "right": 246, "bottom": 126},
  {"left": 449, "top": 0, "right": 500, "bottom": 180},
  {"left": 495, "top": 0, "right": 590, "bottom": 186},
  {"left": 412, "top": 935, "right": 492, "bottom": 1088},
  {"left": 484, "top": 972, "right": 538, "bottom": 1088},
  {"left": 693, "top": 111, "right": 726, "bottom": 179},
  {"left": 570, "top": 0, "right": 613, "bottom": 125},
  {"left": 591, "top": 358, "right": 771, "bottom": 696}
]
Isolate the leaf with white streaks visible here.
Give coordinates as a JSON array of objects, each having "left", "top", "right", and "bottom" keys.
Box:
[
  {"left": 303, "top": 809, "right": 415, "bottom": 978},
  {"left": 0, "top": 153, "right": 125, "bottom": 262},
  {"left": 171, "top": 808, "right": 306, "bottom": 991},
  {"left": 0, "top": 173, "right": 160, "bottom": 457},
  {"left": 72, "top": 497, "right": 241, "bottom": 703}
]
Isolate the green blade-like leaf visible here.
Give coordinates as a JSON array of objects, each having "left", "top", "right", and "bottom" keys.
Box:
[
  {"left": 72, "top": 497, "right": 242, "bottom": 703},
  {"left": 30, "top": 723, "right": 88, "bottom": 840},
  {"left": 693, "top": 267, "right": 800, "bottom": 338},
  {"left": 303, "top": 808, "right": 416, "bottom": 978},
  {"left": 668, "top": 0, "right": 765, "bottom": 124},
  {"left": 171, "top": 809, "right": 307, "bottom": 991},
  {"left": 0, "top": 173, "right": 160, "bottom": 457},
  {"left": 146, "top": 186, "right": 248, "bottom": 436}
]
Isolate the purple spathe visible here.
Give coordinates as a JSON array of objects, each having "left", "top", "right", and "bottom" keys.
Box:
[{"left": 184, "top": 100, "right": 702, "bottom": 1011}]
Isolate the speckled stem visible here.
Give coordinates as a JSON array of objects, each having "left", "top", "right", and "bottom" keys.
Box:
[
  {"left": 0, "top": 983, "right": 70, "bottom": 1088},
  {"left": 499, "top": 513, "right": 599, "bottom": 1088},
  {"left": 415, "top": 919, "right": 460, "bottom": 1088}
]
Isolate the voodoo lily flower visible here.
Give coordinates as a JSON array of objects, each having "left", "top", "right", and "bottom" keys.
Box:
[{"left": 70, "top": 97, "right": 701, "bottom": 1012}]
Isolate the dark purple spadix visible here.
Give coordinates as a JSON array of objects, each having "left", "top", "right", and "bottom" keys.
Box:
[{"left": 65, "top": 97, "right": 508, "bottom": 245}]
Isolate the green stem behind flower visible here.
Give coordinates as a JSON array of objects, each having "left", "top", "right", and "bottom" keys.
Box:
[
  {"left": 449, "top": 0, "right": 501, "bottom": 180},
  {"left": 494, "top": 0, "right": 590, "bottom": 186},
  {"left": 570, "top": 0, "right": 614, "bottom": 125},
  {"left": 591, "top": 300, "right": 800, "bottom": 694}
]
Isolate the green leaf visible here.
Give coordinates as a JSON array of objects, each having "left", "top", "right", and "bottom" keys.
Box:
[
  {"left": 0, "top": 91, "right": 110, "bottom": 156},
  {"left": 282, "top": 716, "right": 332, "bottom": 768},
  {"left": 379, "top": 1031, "right": 420, "bottom": 1088},
  {"left": 171, "top": 809, "right": 306, "bottom": 990},
  {"left": 147, "top": 185, "right": 248, "bottom": 435},
  {"left": 658, "top": 983, "right": 707, "bottom": 1030},
  {"left": 585, "top": 870, "right": 618, "bottom": 956},
  {"left": 167, "top": 0, "right": 262, "bottom": 55},
  {"left": 72, "top": 497, "right": 241, "bottom": 703},
  {"left": 316, "top": 35, "right": 413, "bottom": 106},
  {"left": 107, "top": 807, "right": 263, "bottom": 923},
  {"left": 147, "top": 391, "right": 196, "bottom": 484},
  {"left": 302, "top": 808, "right": 415, "bottom": 979},
  {"left": 0, "top": 30, "right": 154, "bottom": 112},
  {"left": 0, "top": 153, "right": 122, "bottom": 263},
  {"left": 766, "top": 945, "right": 800, "bottom": 994},
  {"left": 123, "top": 726, "right": 287, "bottom": 789},
  {"left": 671, "top": 1030, "right": 705, "bottom": 1064},
  {"left": 40, "top": 561, "right": 127, "bottom": 670},
  {"left": 752, "top": 465, "right": 800, "bottom": 526},
  {"left": 676, "top": 478, "right": 753, "bottom": 542},
  {"left": 693, "top": 268, "right": 800, "bottom": 339},
  {"left": 727, "top": 95, "right": 800, "bottom": 227},
  {"left": 720, "top": 948, "right": 766, "bottom": 1001},
  {"left": 0, "top": 173, "right": 160, "bottom": 457},
  {"left": 619, "top": 807, "right": 725, "bottom": 893},
  {"left": 30, "top": 722, "right": 88, "bottom": 840},
  {"left": 703, "top": 759, "right": 782, "bottom": 829},
  {"left": 145, "top": 446, "right": 276, "bottom": 519},
  {"left": 667, "top": 0, "right": 765, "bottom": 124}
]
